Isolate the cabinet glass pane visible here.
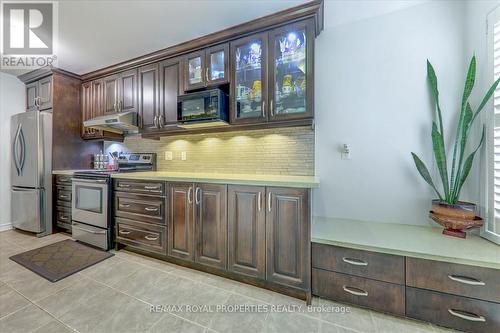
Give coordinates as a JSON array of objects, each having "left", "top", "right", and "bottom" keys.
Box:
[
  {"left": 210, "top": 50, "right": 225, "bottom": 81},
  {"left": 235, "top": 40, "right": 263, "bottom": 119},
  {"left": 273, "top": 29, "right": 307, "bottom": 115},
  {"left": 188, "top": 56, "right": 202, "bottom": 85}
]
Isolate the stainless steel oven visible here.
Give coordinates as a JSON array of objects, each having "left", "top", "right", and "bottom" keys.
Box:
[{"left": 72, "top": 177, "right": 109, "bottom": 229}]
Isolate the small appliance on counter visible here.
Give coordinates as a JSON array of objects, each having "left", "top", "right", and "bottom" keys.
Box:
[
  {"left": 71, "top": 153, "right": 156, "bottom": 250},
  {"left": 177, "top": 88, "right": 228, "bottom": 128}
]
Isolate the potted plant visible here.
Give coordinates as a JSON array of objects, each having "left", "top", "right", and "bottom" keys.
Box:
[{"left": 412, "top": 56, "right": 500, "bottom": 238}]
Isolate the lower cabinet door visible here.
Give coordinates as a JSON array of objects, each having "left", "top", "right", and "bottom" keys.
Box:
[
  {"left": 194, "top": 183, "right": 227, "bottom": 270},
  {"left": 167, "top": 182, "right": 195, "bottom": 261},
  {"left": 312, "top": 268, "right": 405, "bottom": 316},
  {"left": 406, "top": 287, "right": 500, "bottom": 333},
  {"left": 266, "top": 187, "right": 310, "bottom": 289},
  {"left": 227, "top": 185, "right": 266, "bottom": 278}
]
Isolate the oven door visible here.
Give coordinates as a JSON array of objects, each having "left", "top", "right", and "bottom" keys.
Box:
[{"left": 72, "top": 178, "right": 109, "bottom": 228}]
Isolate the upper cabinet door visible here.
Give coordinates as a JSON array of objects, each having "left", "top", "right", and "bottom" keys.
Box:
[
  {"left": 230, "top": 33, "right": 268, "bottom": 124},
  {"left": 26, "top": 81, "right": 38, "bottom": 111},
  {"left": 184, "top": 50, "right": 206, "bottom": 91},
  {"left": 159, "top": 58, "right": 182, "bottom": 127},
  {"left": 81, "top": 82, "right": 97, "bottom": 139},
  {"left": 119, "top": 69, "right": 138, "bottom": 113},
  {"left": 102, "top": 74, "right": 120, "bottom": 114},
  {"left": 91, "top": 80, "right": 105, "bottom": 137},
  {"left": 268, "top": 19, "right": 314, "bottom": 121},
  {"left": 206, "top": 43, "right": 229, "bottom": 86},
  {"left": 37, "top": 76, "right": 53, "bottom": 110},
  {"left": 138, "top": 63, "right": 160, "bottom": 131}
]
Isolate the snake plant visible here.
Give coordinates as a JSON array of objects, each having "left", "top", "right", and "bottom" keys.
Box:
[{"left": 411, "top": 56, "right": 500, "bottom": 204}]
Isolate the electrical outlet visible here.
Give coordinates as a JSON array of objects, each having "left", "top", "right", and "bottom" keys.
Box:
[
  {"left": 181, "top": 151, "right": 187, "bottom": 161},
  {"left": 165, "top": 151, "right": 173, "bottom": 161},
  {"left": 341, "top": 144, "right": 351, "bottom": 160}
]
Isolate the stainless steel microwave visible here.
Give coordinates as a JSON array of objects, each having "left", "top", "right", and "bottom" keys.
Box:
[{"left": 177, "top": 89, "right": 228, "bottom": 128}]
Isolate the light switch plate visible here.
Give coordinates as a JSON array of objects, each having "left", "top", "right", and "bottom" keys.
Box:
[
  {"left": 165, "top": 151, "right": 173, "bottom": 160},
  {"left": 181, "top": 152, "right": 187, "bottom": 161}
]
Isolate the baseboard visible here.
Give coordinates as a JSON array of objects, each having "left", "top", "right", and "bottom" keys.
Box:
[{"left": 0, "top": 223, "right": 13, "bottom": 232}]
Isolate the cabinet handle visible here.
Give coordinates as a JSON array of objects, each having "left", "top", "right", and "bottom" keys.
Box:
[
  {"left": 119, "top": 204, "right": 131, "bottom": 208},
  {"left": 153, "top": 115, "right": 158, "bottom": 128},
  {"left": 205, "top": 68, "right": 209, "bottom": 82},
  {"left": 448, "top": 309, "right": 486, "bottom": 322},
  {"left": 59, "top": 194, "right": 69, "bottom": 199},
  {"left": 343, "top": 285, "right": 368, "bottom": 297},
  {"left": 119, "top": 184, "right": 131, "bottom": 188},
  {"left": 342, "top": 257, "right": 368, "bottom": 266},
  {"left": 188, "top": 187, "right": 193, "bottom": 204},
  {"left": 144, "top": 207, "right": 158, "bottom": 212},
  {"left": 59, "top": 216, "right": 68, "bottom": 221},
  {"left": 158, "top": 114, "right": 164, "bottom": 128},
  {"left": 144, "top": 186, "right": 160, "bottom": 190},
  {"left": 145, "top": 235, "right": 159, "bottom": 241},
  {"left": 119, "top": 230, "right": 131, "bottom": 235},
  {"left": 270, "top": 99, "right": 274, "bottom": 116},
  {"left": 59, "top": 177, "right": 70, "bottom": 182},
  {"left": 448, "top": 275, "right": 485, "bottom": 286},
  {"left": 262, "top": 101, "right": 266, "bottom": 117},
  {"left": 267, "top": 192, "right": 272, "bottom": 212},
  {"left": 119, "top": 100, "right": 122, "bottom": 112},
  {"left": 113, "top": 101, "right": 117, "bottom": 112},
  {"left": 195, "top": 187, "right": 201, "bottom": 204},
  {"left": 258, "top": 192, "right": 262, "bottom": 211}
]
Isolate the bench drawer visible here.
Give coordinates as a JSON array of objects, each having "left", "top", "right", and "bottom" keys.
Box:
[
  {"left": 312, "top": 268, "right": 405, "bottom": 316},
  {"left": 406, "top": 257, "right": 500, "bottom": 303},
  {"left": 116, "top": 218, "right": 166, "bottom": 255},
  {"left": 115, "top": 192, "right": 165, "bottom": 225},
  {"left": 312, "top": 243, "right": 405, "bottom": 284},
  {"left": 114, "top": 180, "right": 165, "bottom": 196},
  {"left": 406, "top": 287, "right": 500, "bottom": 333}
]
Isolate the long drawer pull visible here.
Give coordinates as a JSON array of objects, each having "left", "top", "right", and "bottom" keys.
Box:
[
  {"left": 144, "top": 207, "right": 159, "bottom": 212},
  {"left": 448, "top": 309, "right": 486, "bottom": 322},
  {"left": 59, "top": 194, "right": 70, "bottom": 199},
  {"left": 59, "top": 216, "right": 68, "bottom": 221},
  {"left": 119, "top": 230, "right": 131, "bottom": 235},
  {"left": 342, "top": 257, "right": 368, "bottom": 266},
  {"left": 119, "top": 184, "right": 131, "bottom": 188},
  {"left": 73, "top": 225, "right": 106, "bottom": 234},
  {"left": 119, "top": 204, "right": 131, "bottom": 208},
  {"left": 144, "top": 186, "right": 160, "bottom": 190},
  {"left": 448, "top": 275, "right": 485, "bottom": 286},
  {"left": 342, "top": 285, "right": 368, "bottom": 297},
  {"left": 59, "top": 177, "right": 70, "bottom": 182},
  {"left": 145, "top": 235, "right": 159, "bottom": 241}
]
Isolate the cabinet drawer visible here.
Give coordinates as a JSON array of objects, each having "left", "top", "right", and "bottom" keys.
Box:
[
  {"left": 312, "top": 243, "right": 405, "bottom": 284},
  {"left": 57, "top": 199, "right": 71, "bottom": 208},
  {"left": 116, "top": 218, "right": 166, "bottom": 255},
  {"left": 406, "top": 287, "right": 500, "bottom": 333},
  {"left": 56, "top": 175, "right": 72, "bottom": 185},
  {"left": 56, "top": 188, "right": 72, "bottom": 202},
  {"left": 312, "top": 268, "right": 405, "bottom": 316},
  {"left": 114, "top": 180, "right": 165, "bottom": 196},
  {"left": 56, "top": 207, "right": 71, "bottom": 224},
  {"left": 115, "top": 192, "right": 165, "bottom": 225},
  {"left": 406, "top": 257, "right": 500, "bottom": 303}
]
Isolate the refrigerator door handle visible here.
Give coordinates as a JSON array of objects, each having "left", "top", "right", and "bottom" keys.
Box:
[
  {"left": 12, "top": 124, "right": 21, "bottom": 175},
  {"left": 18, "top": 125, "right": 26, "bottom": 174}
]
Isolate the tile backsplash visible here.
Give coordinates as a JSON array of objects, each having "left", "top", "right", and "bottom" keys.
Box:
[{"left": 105, "top": 127, "right": 314, "bottom": 176}]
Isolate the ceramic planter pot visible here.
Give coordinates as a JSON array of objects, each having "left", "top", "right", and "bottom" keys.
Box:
[{"left": 430, "top": 200, "right": 483, "bottom": 238}]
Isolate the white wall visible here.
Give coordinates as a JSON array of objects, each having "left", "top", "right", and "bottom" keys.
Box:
[
  {"left": 0, "top": 73, "right": 26, "bottom": 230},
  {"left": 313, "top": 1, "right": 471, "bottom": 226}
]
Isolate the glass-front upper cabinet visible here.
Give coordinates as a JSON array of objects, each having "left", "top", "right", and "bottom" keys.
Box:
[
  {"left": 184, "top": 44, "right": 229, "bottom": 91},
  {"left": 230, "top": 33, "right": 268, "bottom": 124},
  {"left": 268, "top": 20, "right": 314, "bottom": 121}
]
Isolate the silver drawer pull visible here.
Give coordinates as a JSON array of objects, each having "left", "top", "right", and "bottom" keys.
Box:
[
  {"left": 145, "top": 235, "right": 159, "bottom": 241},
  {"left": 342, "top": 285, "right": 368, "bottom": 297},
  {"left": 59, "top": 216, "right": 68, "bottom": 221},
  {"left": 119, "top": 204, "right": 131, "bottom": 208},
  {"left": 73, "top": 225, "right": 106, "bottom": 234},
  {"left": 448, "top": 309, "right": 486, "bottom": 322},
  {"left": 342, "top": 257, "right": 368, "bottom": 266},
  {"left": 119, "top": 230, "right": 131, "bottom": 235},
  {"left": 59, "top": 177, "right": 70, "bottom": 182},
  {"left": 448, "top": 275, "right": 485, "bottom": 286},
  {"left": 59, "top": 195, "right": 69, "bottom": 199},
  {"left": 144, "top": 186, "right": 160, "bottom": 190},
  {"left": 119, "top": 184, "right": 131, "bottom": 188},
  {"left": 144, "top": 207, "right": 158, "bottom": 212}
]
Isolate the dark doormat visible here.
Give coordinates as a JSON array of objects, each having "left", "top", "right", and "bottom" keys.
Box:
[{"left": 9, "top": 239, "right": 114, "bottom": 282}]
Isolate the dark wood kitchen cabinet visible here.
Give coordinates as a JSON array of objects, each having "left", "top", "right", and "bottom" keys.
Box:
[
  {"left": 194, "top": 183, "right": 227, "bottom": 270},
  {"left": 266, "top": 187, "right": 310, "bottom": 290},
  {"left": 159, "top": 58, "right": 182, "bottom": 127},
  {"left": 103, "top": 74, "right": 120, "bottom": 114},
  {"left": 227, "top": 185, "right": 266, "bottom": 278},
  {"left": 25, "top": 75, "right": 52, "bottom": 111},
  {"left": 102, "top": 69, "right": 138, "bottom": 115},
  {"left": 184, "top": 43, "right": 229, "bottom": 91},
  {"left": 138, "top": 63, "right": 160, "bottom": 131},
  {"left": 168, "top": 182, "right": 195, "bottom": 261}
]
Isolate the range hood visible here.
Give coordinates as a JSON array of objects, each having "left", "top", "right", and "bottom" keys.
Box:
[{"left": 83, "top": 111, "right": 138, "bottom": 134}]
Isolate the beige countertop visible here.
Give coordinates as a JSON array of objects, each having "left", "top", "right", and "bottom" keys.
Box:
[
  {"left": 110, "top": 171, "right": 319, "bottom": 188},
  {"left": 312, "top": 217, "right": 500, "bottom": 269},
  {"left": 52, "top": 170, "right": 81, "bottom": 175}
]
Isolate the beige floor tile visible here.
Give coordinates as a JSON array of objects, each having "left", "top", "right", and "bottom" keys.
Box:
[
  {"left": 113, "top": 249, "right": 178, "bottom": 272},
  {"left": 209, "top": 294, "right": 269, "bottom": 333},
  {"left": 0, "top": 239, "right": 25, "bottom": 256},
  {"left": 430, "top": 324, "right": 462, "bottom": 332},
  {"left": 270, "top": 293, "right": 320, "bottom": 318},
  {"left": 319, "top": 321, "right": 358, "bottom": 333},
  {"left": 232, "top": 280, "right": 277, "bottom": 303},
  {"left": 0, "top": 284, "right": 30, "bottom": 319},
  {"left": 319, "top": 299, "right": 376, "bottom": 333},
  {"left": 79, "top": 255, "right": 140, "bottom": 286},
  {"left": 264, "top": 311, "right": 320, "bottom": 333},
  {"left": 0, "top": 304, "right": 53, "bottom": 333},
  {"left": 372, "top": 312, "right": 433, "bottom": 333},
  {"left": 149, "top": 313, "right": 205, "bottom": 333},
  {"left": 32, "top": 319, "right": 73, "bottom": 333},
  {"left": 195, "top": 271, "right": 242, "bottom": 292}
]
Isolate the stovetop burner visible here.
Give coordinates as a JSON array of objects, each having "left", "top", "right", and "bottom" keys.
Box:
[{"left": 74, "top": 153, "right": 156, "bottom": 178}]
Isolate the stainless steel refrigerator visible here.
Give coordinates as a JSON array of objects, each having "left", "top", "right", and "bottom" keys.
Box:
[{"left": 11, "top": 110, "right": 52, "bottom": 236}]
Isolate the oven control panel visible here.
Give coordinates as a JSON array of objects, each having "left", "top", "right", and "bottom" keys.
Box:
[{"left": 118, "top": 153, "right": 156, "bottom": 164}]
